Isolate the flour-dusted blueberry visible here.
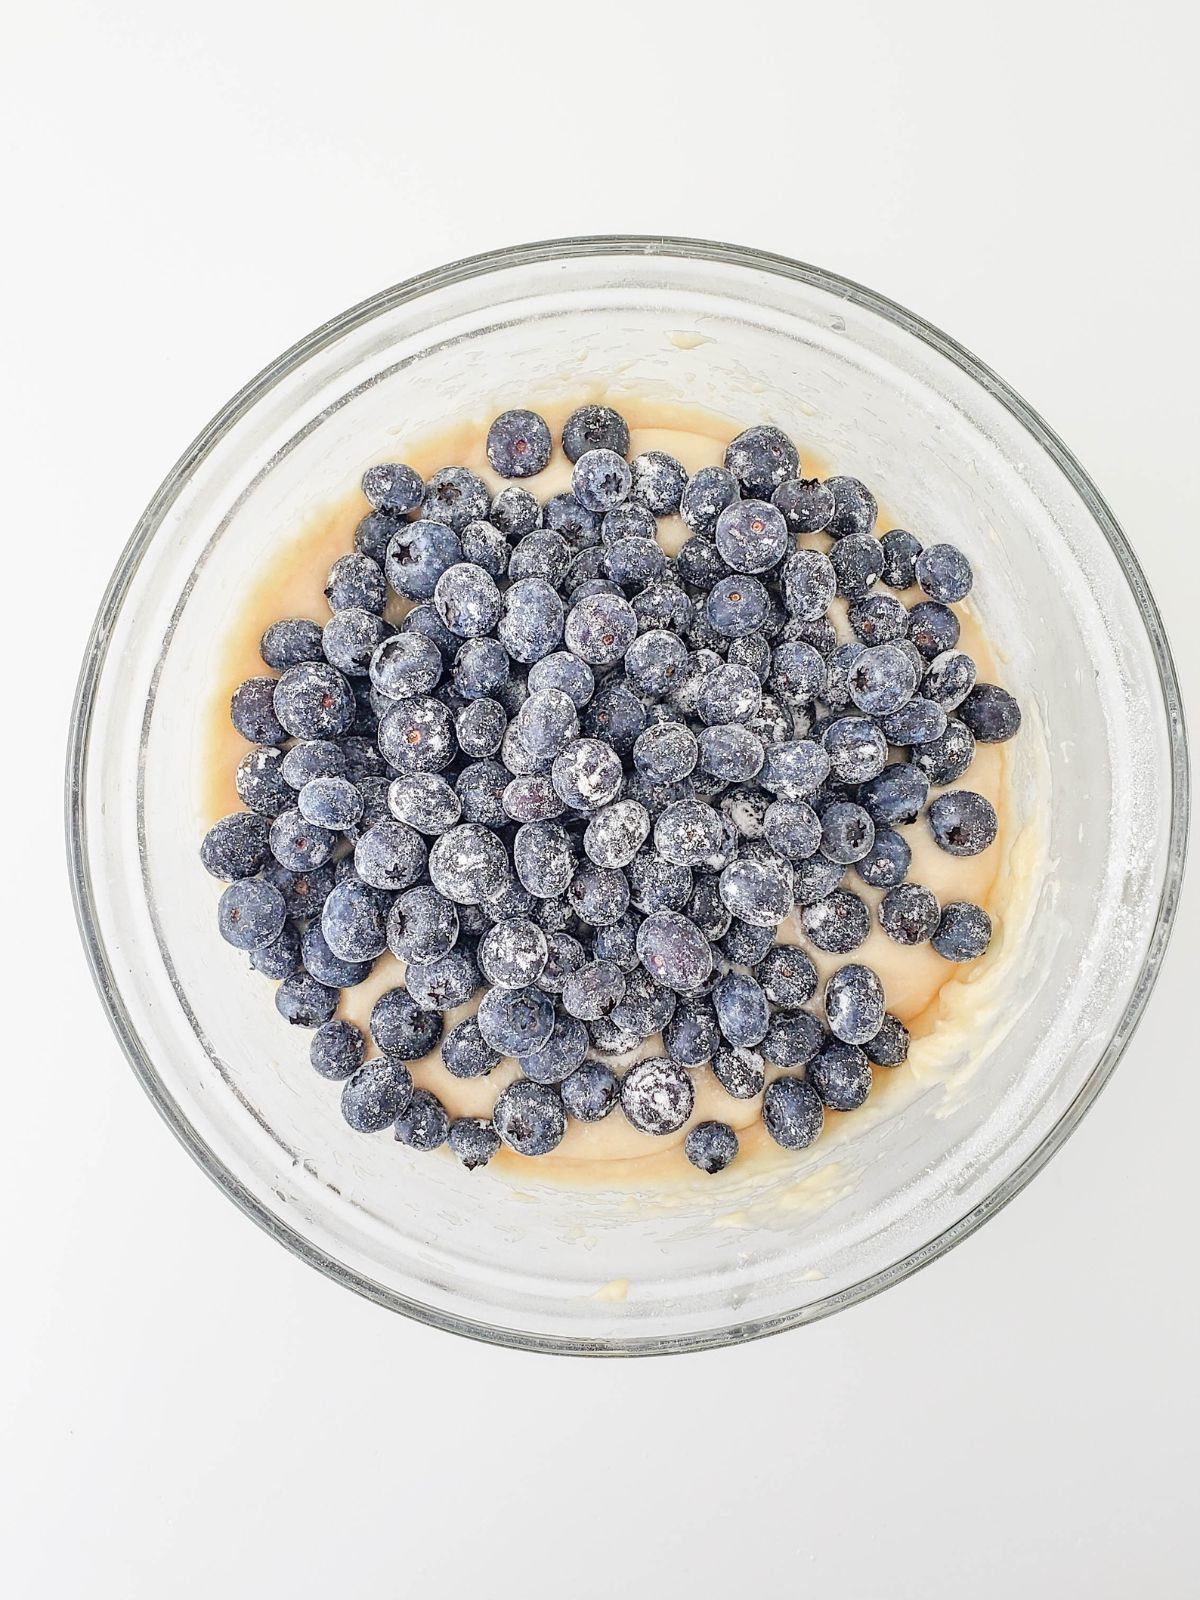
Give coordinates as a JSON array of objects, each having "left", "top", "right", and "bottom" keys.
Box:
[
  {"left": 233, "top": 747, "right": 291, "bottom": 817},
  {"left": 801, "top": 889, "right": 871, "bottom": 953},
  {"left": 706, "top": 574, "right": 770, "bottom": 639},
  {"left": 726, "top": 638, "right": 771, "bottom": 691},
  {"left": 757, "top": 944, "right": 818, "bottom": 1009},
  {"left": 764, "top": 1012, "right": 826, "bottom": 1070},
  {"left": 959, "top": 683, "right": 1022, "bottom": 743},
  {"left": 386, "top": 772, "right": 461, "bottom": 836},
  {"left": 685, "top": 874, "right": 732, "bottom": 941},
  {"left": 528, "top": 650, "right": 595, "bottom": 710},
  {"left": 431, "top": 562, "right": 503, "bottom": 640},
  {"left": 907, "top": 600, "right": 961, "bottom": 660},
  {"left": 394, "top": 1088, "right": 450, "bottom": 1152},
  {"left": 697, "top": 724, "right": 765, "bottom": 784},
  {"left": 561, "top": 959, "right": 626, "bottom": 1022},
  {"left": 910, "top": 718, "right": 976, "bottom": 785},
  {"left": 513, "top": 819, "right": 575, "bottom": 898},
  {"left": 762, "top": 1076, "right": 824, "bottom": 1149},
  {"left": 455, "top": 697, "right": 507, "bottom": 758},
  {"left": 822, "top": 716, "right": 888, "bottom": 785},
  {"left": 830, "top": 533, "right": 884, "bottom": 599},
  {"left": 809, "top": 1040, "right": 872, "bottom": 1110},
  {"left": 551, "top": 737, "right": 624, "bottom": 813},
  {"left": 591, "top": 913, "right": 640, "bottom": 972},
  {"left": 310, "top": 1019, "right": 366, "bottom": 1081},
  {"left": 721, "top": 785, "right": 769, "bottom": 842},
  {"left": 791, "top": 852, "right": 847, "bottom": 907},
  {"left": 718, "top": 854, "right": 794, "bottom": 927},
  {"left": 929, "top": 790, "right": 998, "bottom": 856},
  {"left": 932, "top": 900, "right": 993, "bottom": 960},
  {"left": 579, "top": 684, "right": 644, "bottom": 760},
  {"left": 924, "top": 649, "right": 978, "bottom": 712},
  {"left": 488, "top": 485, "right": 540, "bottom": 538},
  {"left": 864, "top": 1013, "right": 910, "bottom": 1067},
  {"left": 663, "top": 999, "right": 720, "bottom": 1067},
  {"left": 859, "top": 762, "right": 931, "bottom": 827},
  {"left": 629, "top": 450, "right": 687, "bottom": 515},
  {"left": 562, "top": 403, "right": 630, "bottom": 462},
  {"left": 758, "top": 738, "right": 831, "bottom": 800},
  {"left": 325, "top": 552, "right": 388, "bottom": 616},
  {"left": 825, "top": 475, "right": 877, "bottom": 540},
  {"left": 847, "top": 593, "right": 908, "bottom": 647},
  {"left": 459, "top": 519, "right": 510, "bottom": 579},
  {"left": 321, "top": 876, "right": 389, "bottom": 961},
  {"left": 715, "top": 498, "right": 789, "bottom": 574},
  {"left": 452, "top": 760, "right": 508, "bottom": 828},
  {"left": 602, "top": 501, "right": 658, "bottom": 543},
  {"left": 494, "top": 1079, "right": 566, "bottom": 1157},
  {"left": 854, "top": 827, "right": 912, "bottom": 889},
  {"left": 501, "top": 774, "right": 564, "bottom": 823},
  {"left": 376, "top": 695, "right": 455, "bottom": 774},
  {"left": 273, "top": 661, "right": 356, "bottom": 740},
  {"left": 846, "top": 642, "right": 918, "bottom": 715},
  {"left": 486, "top": 409, "right": 552, "bottom": 478},
  {"left": 824, "top": 963, "right": 886, "bottom": 1045},
  {"left": 275, "top": 971, "right": 340, "bottom": 1028},
  {"left": 720, "top": 918, "right": 776, "bottom": 966},
  {"left": 420, "top": 465, "right": 490, "bottom": 531},
  {"left": 260, "top": 618, "right": 324, "bottom": 671},
  {"left": 362, "top": 460, "right": 424, "bottom": 515},
  {"left": 448, "top": 1118, "right": 501, "bottom": 1170},
  {"left": 569, "top": 447, "right": 631, "bottom": 514},
  {"left": 767, "top": 475, "right": 831, "bottom": 535},
  {"left": 367, "top": 636, "right": 441, "bottom": 704},
  {"left": 623, "top": 629, "right": 688, "bottom": 699},
  {"left": 385, "top": 520, "right": 464, "bottom": 601},
  {"left": 769, "top": 641, "right": 826, "bottom": 705},
  {"left": 820, "top": 801, "right": 876, "bottom": 865},
  {"left": 515, "top": 1015, "right": 588, "bottom": 1085},
  {"left": 230, "top": 676, "right": 286, "bottom": 745},
  {"left": 539, "top": 932, "right": 586, "bottom": 995},
  {"left": 341, "top": 1058, "right": 414, "bottom": 1133},
  {"left": 478, "top": 918, "right": 548, "bottom": 990},
  {"left": 509, "top": 529, "right": 573, "bottom": 586},
  {"left": 269, "top": 808, "right": 337, "bottom": 872},
  {"left": 250, "top": 921, "right": 302, "bottom": 980},
  {"left": 264, "top": 861, "right": 335, "bottom": 920},
  {"left": 654, "top": 801, "right": 731, "bottom": 869},
  {"left": 695, "top": 663, "right": 760, "bottom": 728},
  {"left": 217, "top": 879, "right": 286, "bottom": 952},
  {"left": 713, "top": 970, "right": 770, "bottom": 1048},
  {"left": 632, "top": 722, "right": 698, "bottom": 786},
  {"left": 481, "top": 877, "right": 538, "bottom": 925},
  {"left": 401, "top": 601, "right": 460, "bottom": 665},
  {"left": 494, "top": 576, "right": 564, "bottom": 665},
  {"left": 722, "top": 423, "right": 798, "bottom": 498},
  {"left": 916, "top": 542, "right": 973, "bottom": 603},
  {"left": 353, "top": 819, "right": 427, "bottom": 890},
  {"left": 584, "top": 800, "right": 651, "bottom": 869},
  {"left": 369, "top": 986, "right": 442, "bottom": 1060},
  {"left": 384, "top": 886, "right": 458, "bottom": 966},
  {"left": 676, "top": 536, "right": 730, "bottom": 592},
  {"left": 568, "top": 863, "right": 630, "bottom": 927},
  {"left": 635, "top": 910, "right": 713, "bottom": 992},
  {"left": 358, "top": 777, "right": 392, "bottom": 828},
  {"left": 685, "top": 1121, "right": 739, "bottom": 1174},
  {"left": 297, "top": 775, "right": 363, "bottom": 831},
  {"left": 300, "top": 921, "right": 373, "bottom": 988},
  {"left": 560, "top": 1062, "right": 620, "bottom": 1122},
  {"left": 440, "top": 1019, "right": 499, "bottom": 1080},
  {"left": 450, "top": 637, "right": 509, "bottom": 702},
  {"left": 476, "top": 986, "right": 555, "bottom": 1055},
  {"left": 677, "top": 464, "right": 735, "bottom": 535},
  {"left": 426, "top": 822, "right": 510, "bottom": 905},
  {"left": 542, "top": 492, "right": 602, "bottom": 548},
  {"left": 564, "top": 590, "right": 638, "bottom": 667},
  {"left": 879, "top": 697, "right": 948, "bottom": 747},
  {"left": 620, "top": 1055, "right": 695, "bottom": 1135},
  {"left": 776, "top": 552, "right": 834, "bottom": 626}
]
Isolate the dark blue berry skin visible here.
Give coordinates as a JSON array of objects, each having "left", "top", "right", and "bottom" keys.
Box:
[
  {"left": 542, "top": 492, "right": 602, "bottom": 548},
  {"left": 564, "top": 591, "right": 639, "bottom": 669},
  {"left": 387, "top": 773, "right": 462, "bottom": 836},
  {"left": 493, "top": 1080, "right": 566, "bottom": 1156},
  {"left": 715, "top": 498, "right": 789, "bottom": 574},
  {"left": 879, "top": 883, "right": 941, "bottom": 945},
  {"left": 663, "top": 999, "right": 720, "bottom": 1067},
  {"left": 325, "top": 552, "right": 387, "bottom": 614},
  {"left": 820, "top": 801, "right": 876, "bottom": 865},
  {"left": 421, "top": 466, "right": 491, "bottom": 532},
  {"left": 519, "top": 1015, "right": 589, "bottom": 1084},
  {"left": 726, "top": 633, "right": 772, "bottom": 685},
  {"left": 907, "top": 600, "right": 961, "bottom": 660},
  {"left": 924, "top": 649, "right": 978, "bottom": 712},
  {"left": 859, "top": 762, "right": 931, "bottom": 827},
  {"left": 486, "top": 409, "right": 553, "bottom": 478},
  {"left": 354, "top": 510, "right": 399, "bottom": 565},
  {"left": 394, "top": 1088, "right": 450, "bottom": 1151},
  {"left": 879, "top": 528, "right": 923, "bottom": 589},
  {"left": 321, "top": 876, "right": 389, "bottom": 961},
  {"left": 341, "top": 1058, "right": 413, "bottom": 1133},
  {"left": 713, "top": 971, "right": 770, "bottom": 1048},
  {"left": 273, "top": 661, "right": 355, "bottom": 739},
  {"left": 725, "top": 425, "right": 800, "bottom": 499},
  {"left": 602, "top": 501, "right": 658, "bottom": 543},
  {"left": 769, "top": 641, "right": 826, "bottom": 704},
  {"left": 478, "top": 917, "right": 549, "bottom": 990},
  {"left": 830, "top": 534, "right": 884, "bottom": 599},
  {"left": 791, "top": 852, "right": 847, "bottom": 907},
  {"left": 260, "top": 618, "right": 324, "bottom": 670},
  {"left": 697, "top": 724, "right": 765, "bottom": 783},
  {"left": 281, "top": 741, "right": 347, "bottom": 793},
  {"left": 448, "top": 1118, "right": 501, "bottom": 1170},
  {"left": 763, "top": 1012, "right": 825, "bottom": 1069},
  {"left": 623, "top": 629, "right": 687, "bottom": 699},
  {"left": 460, "top": 519, "right": 510, "bottom": 579},
  {"left": 298, "top": 775, "right": 363, "bottom": 831},
  {"left": 719, "top": 918, "right": 775, "bottom": 966},
  {"left": 498, "top": 577, "right": 566, "bottom": 664},
  {"left": 932, "top": 901, "right": 993, "bottom": 960},
  {"left": 801, "top": 889, "right": 871, "bottom": 954},
  {"left": 455, "top": 697, "right": 507, "bottom": 758},
  {"left": 676, "top": 536, "right": 730, "bottom": 591},
  {"left": 275, "top": 971, "right": 339, "bottom": 1028},
  {"left": 911, "top": 718, "right": 976, "bottom": 785},
  {"left": 362, "top": 461, "right": 424, "bottom": 514},
  {"left": 301, "top": 921, "right": 373, "bottom": 988},
  {"left": 269, "top": 808, "right": 337, "bottom": 872},
  {"left": 516, "top": 688, "right": 580, "bottom": 759},
  {"left": 218, "top": 879, "right": 286, "bottom": 951},
  {"left": 762, "top": 1077, "right": 824, "bottom": 1149},
  {"left": 434, "top": 563, "right": 503, "bottom": 639},
  {"left": 571, "top": 448, "right": 633, "bottom": 513},
  {"left": 703, "top": 574, "right": 769, "bottom": 639},
  {"left": 509, "top": 530, "right": 573, "bottom": 586},
  {"left": 561, "top": 1062, "right": 620, "bottom": 1122},
  {"left": 451, "top": 636, "right": 510, "bottom": 701},
  {"left": 825, "top": 476, "right": 878, "bottom": 540},
  {"left": 685, "top": 1120, "right": 739, "bottom": 1174},
  {"left": 476, "top": 986, "right": 555, "bottom": 1055},
  {"left": 848, "top": 592, "right": 909, "bottom": 646},
  {"left": 339, "top": 735, "right": 391, "bottom": 784},
  {"left": 679, "top": 465, "right": 738, "bottom": 536},
  {"left": 864, "top": 1013, "right": 910, "bottom": 1067},
  {"left": 250, "top": 921, "right": 302, "bottom": 980},
  {"left": 602, "top": 536, "right": 667, "bottom": 587},
  {"left": 773, "top": 477, "right": 835, "bottom": 534},
  {"left": 310, "top": 1019, "right": 366, "bottom": 1080},
  {"left": 377, "top": 696, "right": 456, "bottom": 775},
  {"left": 513, "top": 819, "right": 574, "bottom": 898},
  {"left": 916, "top": 542, "right": 973, "bottom": 603},
  {"left": 635, "top": 909, "right": 713, "bottom": 992},
  {"left": 441, "top": 1018, "right": 500, "bottom": 1080},
  {"left": 231, "top": 677, "right": 287, "bottom": 745},
  {"left": 538, "top": 931, "right": 586, "bottom": 994},
  {"left": 567, "top": 863, "right": 630, "bottom": 927},
  {"left": 354, "top": 819, "right": 427, "bottom": 890},
  {"left": 234, "top": 747, "right": 292, "bottom": 816},
  {"left": 426, "top": 820, "right": 510, "bottom": 903},
  {"left": 369, "top": 986, "right": 442, "bottom": 1059},
  {"left": 322, "top": 608, "right": 390, "bottom": 677},
  {"left": 928, "top": 790, "right": 998, "bottom": 856},
  {"left": 358, "top": 778, "right": 392, "bottom": 828},
  {"left": 562, "top": 404, "right": 630, "bottom": 463},
  {"left": 630, "top": 451, "right": 687, "bottom": 515},
  {"left": 620, "top": 1056, "right": 695, "bottom": 1134},
  {"left": 264, "top": 860, "right": 335, "bottom": 920},
  {"left": 854, "top": 827, "right": 912, "bottom": 889},
  {"left": 757, "top": 944, "right": 818, "bottom": 1010},
  {"left": 401, "top": 601, "right": 460, "bottom": 665},
  {"left": 490, "top": 485, "right": 541, "bottom": 537},
  {"left": 632, "top": 722, "right": 698, "bottom": 785},
  {"left": 551, "top": 737, "right": 624, "bottom": 813},
  {"left": 959, "top": 684, "right": 1021, "bottom": 743},
  {"left": 824, "top": 962, "right": 886, "bottom": 1045},
  {"left": 781, "top": 548, "right": 838, "bottom": 621},
  {"left": 880, "top": 697, "right": 948, "bottom": 746},
  {"left": 823, "top": 717, "right": 888, "bottom": 783},
  {"left": 591, "top": 913, "right": 640, "bottom": 971},
  {"left": 385, "top": 520, "right": 464, "bottom": 601},
  {"left": 809, "top": 1040, "right": 872, "bottom": 1110},
  {"left": 758, "top": 739, "right": 832, "bottom": 800},
  {"left": 718, "top": 855, "right": 793, "bottom": 928},
  {"left": 654, "top": 800, "right": 729, "bottom": 869}
]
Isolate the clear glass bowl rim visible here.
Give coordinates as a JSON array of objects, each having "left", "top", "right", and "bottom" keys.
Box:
[{"left": 65, "top": 234, "right": 1191, "bottom": 1356}]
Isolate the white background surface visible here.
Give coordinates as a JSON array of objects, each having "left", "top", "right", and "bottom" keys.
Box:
[{"left": 3, "top": 3, "right": 1197, "bottom": 1596}]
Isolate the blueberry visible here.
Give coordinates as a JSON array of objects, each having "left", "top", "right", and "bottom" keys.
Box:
[
  {"left": 654, "top": 801, "right": 731, "bottom": 869},
  {"left": 296, "top": 775, "right": 362, "bottom": 832},
  {"left": 518, "top": 1015, "right": 589, "bottom": 1084},
  {"left": 453, "top": 760, "right": 509, "bottom": 827},
  {"left": 459, "top": 519, "right": 510, "bottom": 579},
  {"left": 567, "top": 863, "right": 630, "bottom": 927},
  {"left": 561, "top": 1062, "right": 620, "bottom": 1122},
  {"left": 352, "top": 819, "right": 426, "bottom": 891},
  {"left": 777, "top": 550, "right": 835, "bottom": 623},
  {"left": 591, "top": 913, "right": 640, "bottom": 972},
  {"left": 879, "top": 697, "right": 948, "bottom": 746},
  {"left": 859, "top": 762, "right": 930, "bottom": 827},
  {"left": 907, "top": 600, "right": 961, "bottom": 660},
  {"left": 509, "top": 530, "right": 573, "bottom": 587},
  {"left": 447, "top": 638, "right": 507, "bottom": 703},
  {"left": 916, "top": 542, "right": 973, "bottom": 603},
  {"left": 791, "top": 852, "right": 847, "bottom": 907},
  {"left": 385, "top": 520, "right": 464, "bottom": 601},
  {"left": 801, "top": 889, "right": 870, "bottom": 953},
  {"left": 720, "top": 785, "right": 770, "bottom": 841},
  {"left": 231, "top": 747, "right": 290, "bottom": 818},
  {"left": 275, "top": 971, "right": 339, "bottom": 1028},
  {"left": 453, "top": 697, "right": 506, "bottom": 759},
  {"left": 762, "top": 1077, "right": 824, "bottom": 1149},
  {"left": 687, "top": 869, "right": 735, "bottom": 939},
  {"left": 674, "top": 465, "right": 734, "bottom": 535},
  {"left": 250, "top": 921, "right": 302, "bottom": 980},
  {"left": 542, "top": 492, "right": 602, "bottom": 548},
  {"left": 879, "top": 528, "right": 922, "bottom": 590},
  {"left": 675, "top": 536, "right": 730, "bottom": 592},
  {"left": 229, "top": 676, "right": 286, "bottom": 746},
  {"left": 440, "top": 1018, "right": 500, "bottom": 1080},
  {"left": 705, "top": 575, "right": 770, "bottom": 639},
  {"left": 272, "top": 661, "right": 355, "bottom": 740},
  {"left": 382, "top": 773, "right": 459, "bottom": 838},
  {"left": 448, "top": 1118, "right": 501, "bottom": 1170},
  {"left": 525, "top": 654, "right": 592, "bottom": 712},
  {"left": 476, "top": 986, "right": 555, "bottom": 1055},
  {"left": 376, "top": 696, "right": 456, "bottom": 774},
  {"left": 663, "top": 1000, "right": 720, "bottom": 1067},
  {"left": 932, "top": 900, "right": 992, "bottom": 960},
  {"left": 341, "top": 1058, "right": 414, "bottom": 1133},
  {"left": 768, "top": 642, "right": 826, "bottom": 705},
  {"left": 843, "top": 644, "right": 916, "bottom": 718},
  {"left": 300, "top": 921, "right": 373, "bottom": 988},
  {"left": 580, "top": 683, "right": 646, "bottom": 758},
  {"left": 758, "top": 738, "right": 831, "bottom": 800},
  {"left": 757, "top": 944, "right": 818, "bottom": 1009},
  {"left": 477, "top": 917, "right": 548, "bottom": 990},
  {"left": 560, "top": 960, "right": 625, "bottom": 1022},
  {"left": 369, "top": 986, "right": 442, "bottom": 1059},
  {"left": 719, "top": 918, "right": 776, "bottom": 966},
  {"left": 632, "top": 722, "right": 698, "bottom": 786},
  {"left": 362, "top": 460, "right": 423, "bottom": 514},
  {"left": 809, "top": 1040, "right": 872, "bottom": 1110},
  {"left": 424, "top": 822, "right": 509, "bottom": 905},
  {"left": 714, "top": 498, "right": 788, "bottom": 575},
  {"left": 820, "top": 717, "right": 886, "bottom": 785},
  {"left": 402, "top": 600, "right": 460, "bottom": 665},
  {"left": 310, "top": 1019, "right": 366, "bottom": 1080},
  {"left": 562, "top": 404, "right": 630, "bottom": 462},
  {"left": 394, "top": 1088, "right": 450, "bottom": 1151},
  {"left": 825, "top": 476, "right": 877, "bottom": 540},
  {"left": 769, "top": 476, "right": 832, "bottom": 535},
  {"left": 382, "top": 888, "right": 457, "bottom": 968},
  {"left": 269, "top": 807, "right": 337, "bottom": 872},
  {"left": 420, "top": 466, "right": 490, "bottom": 532},
  {"left": 824, "top": 962, "right": 885, "bottom": 1045},
  {"left": 486, "top": 409, "right": 552, "bottom": 478},
  {"left": 620, "top": 1056, "right": 695, "bottom": 1135},
  {"left": 864, "top": 1014, "right": 910, "bottom": 1067},
  {"left": 428, "top": 563, "right": 502, "bottom": 640},
  {"left": 513, "top": 819, "right": 575, "bottom": 898},
  {"left": 718, "top": 850, "right": 796, "bottom": 927},
  {"left": 564, "top": 590, "right": 638, "bottom": 667},
  {"left": 635, "top": 910, "right": 713, "bottom": 992},
  {"left": 829, "top": 533, "right": 883, "bottom": 599},
  {"left": 853, "top": 827, "right": 911, "bottom": 889},
  {"left": 763, "top": 1012, "right": 825, "bottom": 1069},
  {"left": 583, "top": 800, "right": 651, "bottom": 869},
  {"left": 498, "top": 577, "right": 565, "bottom": 664},
  {"left": 536, "top": 932, "right": 585, "bottom": 995},
  {"left": 551, "top": 737, "right": 624, "bottom": 812},
  {"left": 929, "top": 790, "right": 998, "bottom": 856},
  {"left": 629, "top": 451, "right": 687, "bottom": 515},
  {"left": 845, "top": 594, "right": 906, "bottom": 648},
  {"left": 924, "top": 649, "right": 978, "bottom": 712},
  {"left": 602, "top": 501, "right": 658, "bottom": 543},
  {"left": 684, "top": 1121, "right": 739, "bottom": 1174},
  {"left": 959, "top": 684, "right": 1021, "bottom": 743},
  {"left": 713, "top": 970, "right": 770, "bottom": 1048},
  {"left": 320, "top": 877, "right": 389, "bottom": 961},
  {"left": 499, "top": 775, "right": 562, "bottom": 823},
  {"left": 263, "top": 860, "right": 335, "bottom": 920},
  {"left": 260, "top": 618, "right": 324, "bottom": 670},
  {"left": 724, "top": 424, "right": 800, "bottom": 498},
  {"left": 910, "top": 718, "right": 976, "bottom": 785},
  {"left": 493, "top": 1080, "right": 565, "bottom": 1157},
  {"left": 622, "top": 629, "right": 686, "bottom": 699},
  {"left": 490, "top": 484, "right": 541, "bottom": 537},
  {"left": 354, "top": 510, "right": 399, "bottom": 565},
  {"left": 563, "top": 448, "right": 629, "bottom": 516},
  {"left": 325, "top": 552, "right": 388, "bottom": 615},
  {"left": 820, "top": 801, "right": 875, "bottom": 865},
  {"left": 217, "top": 879, "right": 286, "bottom": 951}
]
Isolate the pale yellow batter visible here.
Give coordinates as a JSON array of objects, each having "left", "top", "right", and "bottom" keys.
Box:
[{"left": 201, "top": 395, "right": 1011, "bottom": 1185}]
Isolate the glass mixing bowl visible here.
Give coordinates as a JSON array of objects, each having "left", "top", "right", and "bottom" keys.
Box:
[{"left": 66, "top": 237, "right": 1189, "bottom": 1354}]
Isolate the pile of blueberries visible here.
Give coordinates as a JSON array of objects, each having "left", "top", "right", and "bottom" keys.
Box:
[{"left": 201, "top": 404, "right": 1020, "bottom": 1175}]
